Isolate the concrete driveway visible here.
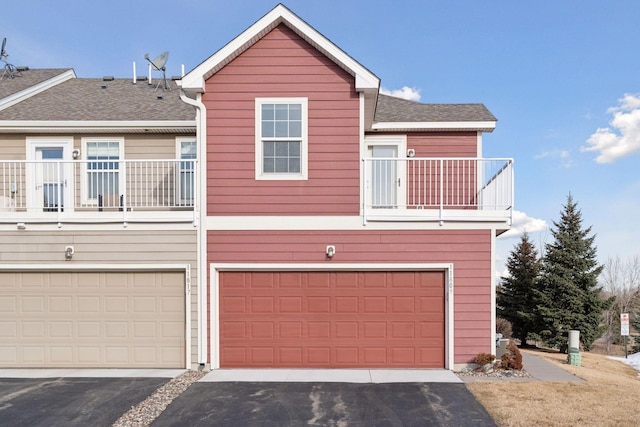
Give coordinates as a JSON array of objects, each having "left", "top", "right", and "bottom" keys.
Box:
[
  {"left": 0, "top": 377, "right": 168, "bottom": 427},
  {"left": 151, "top": 382, "right": 497, "bottom": 426}
]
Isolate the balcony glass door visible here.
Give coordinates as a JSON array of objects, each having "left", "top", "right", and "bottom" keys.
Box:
[
  {"left": 37, "top": 148, "right": 65, "bottom": 211},
  {"left": 371, "top": 145, "right": 397, "bottom": 208},
  {"left": 27, "top": 139, "right": 72, "bottom": 213}
]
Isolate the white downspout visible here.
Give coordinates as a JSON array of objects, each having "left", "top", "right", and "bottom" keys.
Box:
[{"left": 179, "top": 89, "right": 208, "bottom": 368}]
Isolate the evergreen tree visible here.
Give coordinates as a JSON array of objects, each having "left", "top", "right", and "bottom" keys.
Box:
[
  {"left": 536, "top": 195, "right": 611, "bottom": 350},
  {"left": 497, "top": 233, "right": 541, "bottom": 345}
]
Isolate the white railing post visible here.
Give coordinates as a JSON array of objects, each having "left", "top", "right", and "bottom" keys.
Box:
[
  {"left": 439, "top": 158, "right": 444, "bottom": 223},
  {"left": 362, "top": 158, "right": 367, "bottom": 225}
]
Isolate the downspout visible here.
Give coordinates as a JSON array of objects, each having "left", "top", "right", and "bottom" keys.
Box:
[{"left": 179, "top": 89, "right": 208, "bottom": 368}]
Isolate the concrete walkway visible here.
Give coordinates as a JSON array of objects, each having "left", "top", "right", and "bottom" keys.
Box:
[
  {"left": 521, "top": 351, "right": 582, "bottom": 382},
  {"left": 460, "top": 351, "right": 583, "bottom": 383}
]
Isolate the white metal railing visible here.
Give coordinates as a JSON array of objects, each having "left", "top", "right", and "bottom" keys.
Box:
[
  {"left": 0, "top": 159, "right": 196, "bottom": 223},
  {"left": 363, "top": 157, "right": 513, "bottom": 222}
]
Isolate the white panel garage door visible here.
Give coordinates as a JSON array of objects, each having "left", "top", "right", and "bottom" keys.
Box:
[{"left": 0, "top": 270, "right": 185, "bottom": 368}]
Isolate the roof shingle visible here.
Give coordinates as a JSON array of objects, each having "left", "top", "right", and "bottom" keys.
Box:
[
  {"left": 374, "top": 94, "right": 496, "bottom": 123},
  {"left": 0, "top": 71, "right": 194, "bottom": 121}
]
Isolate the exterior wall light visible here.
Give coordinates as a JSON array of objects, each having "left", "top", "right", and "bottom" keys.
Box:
[
  {"left": 65, "top": 246, "right": 75, "bottom": 260},
  {"left": 326, "top": 245, "right": 336, "bottom": 258}
]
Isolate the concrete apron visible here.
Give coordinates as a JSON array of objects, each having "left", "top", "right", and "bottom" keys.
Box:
[{"left": 200, "top": 369, "right": 462, "bottom": 383}]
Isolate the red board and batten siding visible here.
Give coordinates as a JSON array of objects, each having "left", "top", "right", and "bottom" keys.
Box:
[
  {"left": 204, "top": 24, "right": 361, "bottom": 216},
  {"left": 208, "top": 229, "right": 492, "bottom": 365}
]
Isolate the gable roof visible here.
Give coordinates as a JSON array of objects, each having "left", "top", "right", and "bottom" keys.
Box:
[
  {"left": 0, "top": 71, "right": 196, "bottom": 134},
  {"left": 373, "top": 94, "right": 497, "bottom": 132},
  {"left": 180, "top": 4, "right": 379, "bottom": 94},
  {"left": 179, "top": 3, "right": 380, "bottom": 129}
]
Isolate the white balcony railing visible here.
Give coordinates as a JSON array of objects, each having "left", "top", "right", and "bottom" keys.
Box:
[
  {"left": 0, "top": 159, "right": 196, "bottom": 224},
  {"left": 362, "top": 157, "right": 513, "bottom": 223}
]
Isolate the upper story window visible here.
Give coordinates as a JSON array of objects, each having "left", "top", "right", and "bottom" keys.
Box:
[
  {"left": 177, "top": 138, "right": 196, "bottom": 205},
  {"left": 255, "top": 98, "right": 308, "bottom": 180},
  {"left": 82, "top": 138, "right": 124, "bottom": 206}
]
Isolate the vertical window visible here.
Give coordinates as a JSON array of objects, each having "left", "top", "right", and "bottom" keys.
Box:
[
  {"left": 178, "top": 139, "right": 196, "bottom": 205},
  {"left": 255, "top": 98, "right": 308, "bottom": 180},
  {"left": 82, "top": 138, "right": 123, "bottom": 205}
]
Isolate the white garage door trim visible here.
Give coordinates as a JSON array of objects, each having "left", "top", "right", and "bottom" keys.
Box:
[
  {"left": 0, "top": 263, "right": 191, "bottom": 369},
  {"left": 210, "top": 263, "right": 454, "bottom": 370}
]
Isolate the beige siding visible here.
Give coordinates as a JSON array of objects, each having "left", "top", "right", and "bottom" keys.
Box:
[
  {"left": 0, "top": 133, "right": 195, "bottom": 161},
  {"left": 0, "top": 135, "right": 26, "bottom": 160},
  {"left": 0, "top": 229, "right": 199, "bottom": 367}
]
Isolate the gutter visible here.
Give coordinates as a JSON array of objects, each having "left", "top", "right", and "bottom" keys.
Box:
[{"left": 179, "top": 89, "right": 208, "bottom": 368}]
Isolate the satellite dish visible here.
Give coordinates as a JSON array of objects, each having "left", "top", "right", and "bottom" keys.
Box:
[
  {"left": 1, "top": 37, "right": 19, "bottom": 79},
  {"left": 145, "top": 51, "right": 170, "bottom": 90}
]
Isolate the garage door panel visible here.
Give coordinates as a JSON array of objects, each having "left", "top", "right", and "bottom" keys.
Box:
[
  {"left": 0, "top": 271, "right": 185, "bottom": 368},
  {"left": 220, "top": 271, "right": 445, "bottom": 368}
]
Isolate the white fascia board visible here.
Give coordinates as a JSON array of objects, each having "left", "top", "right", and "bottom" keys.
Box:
[
  {"left": 0, "top": 120, "right": 195, "bottom": 132},
  {"left": 180, "top": 4, "right": 379, "bottom": 93},
  {"left": 371, "top": 121, "right": 497, "bottom": 132},
  {"left": 0, "top": 69, "right": 76, "bottom": 111},
  {"left": 206, "top": 215, "right": 510, "bottom": 231}
]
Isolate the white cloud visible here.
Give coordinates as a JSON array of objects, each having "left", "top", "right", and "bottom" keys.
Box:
[
  {"left": 533, "top": 149, "right": 574, "bottom": 168},
  {"left": 499, "top": 210, "right": 548, "bottom": 238},
  {"left": 582, "top": 93, "right": 640, "bottom": 163},
  {"left": 380, "top": 86, "right": 421, "bottom": 101}
]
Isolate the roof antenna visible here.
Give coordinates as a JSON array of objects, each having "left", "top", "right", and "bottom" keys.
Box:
[
  {"left": 144, "top": 51, "right": 170, "bottom": 91},
  {"left": 1, "top": 38, "right": 20, "bottom": 79}
]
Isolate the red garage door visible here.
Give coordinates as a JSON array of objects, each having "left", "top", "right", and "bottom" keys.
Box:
[{"left": 219, "top": 271, "right": 445, "bottom": 368}]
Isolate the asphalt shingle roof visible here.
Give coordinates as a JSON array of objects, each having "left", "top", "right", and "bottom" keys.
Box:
[
  {"left": 375, "top": 94, "right": 497, "bottom": 123},
  {"left": 0, "top": 68, "right": 71, "bottom": 100},
  {"left": 0, "top": 71, "right": 195, "bottom": 121}
]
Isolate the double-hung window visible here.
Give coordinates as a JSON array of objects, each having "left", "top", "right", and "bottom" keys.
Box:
[
  {"left": 255, "top": 97, "right": 308, "bottom": 180},
  {"left": 177, "top": 138, "right": 196, "bottom": 205},
  {"left": 82, "top": 138, "right": 124, "bottom": 206}
]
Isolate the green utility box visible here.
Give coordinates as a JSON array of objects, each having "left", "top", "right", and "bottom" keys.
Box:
[{"left": 568, "top": 352, "right": 582, "bottom": 366}]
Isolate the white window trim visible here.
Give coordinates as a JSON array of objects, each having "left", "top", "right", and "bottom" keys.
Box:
[
  {"left": 81, "top": 137, "right": 125, "bottom": 206},
  {"left": 255, "top": 97, "right": 308, "bottom": 180}
]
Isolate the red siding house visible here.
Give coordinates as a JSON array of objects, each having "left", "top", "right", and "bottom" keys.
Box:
[{"left": 180, "top": 4, "right": 513, "bottom": 370}]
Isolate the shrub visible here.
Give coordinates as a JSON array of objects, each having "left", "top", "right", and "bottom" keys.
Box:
[
  {"left": 508, "top": 341, "right": 523, "bottom": 370},
  {"left": 500, "top": 340, "right": 524, "bottom": 370},
  {"left": 500, "top": 353, "right": 511, "bottom": 369},
  {"left": 496, "top": 316, "right": 513, "bottom": 338},
  {"left": 475, "top": 352, "right": 496, "bottom": 366},
  {"left": 632, "top": 336, "right": 640, "bottom": 354}
]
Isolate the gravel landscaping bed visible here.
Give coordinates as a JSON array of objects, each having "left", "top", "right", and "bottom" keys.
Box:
[
  {"left": 456, "top": 365, "right": 531, "bottom": 380},
  {"left": 112, "top": 370, "right": 206, "bottom": 427}
]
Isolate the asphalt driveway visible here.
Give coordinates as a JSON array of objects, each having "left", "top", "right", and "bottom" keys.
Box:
[
  {"left": 151, "top": 382, "right": 497, "bottom": 427},
  {"left": 0, "top": 377, "right": 168, "bottom": 427}
]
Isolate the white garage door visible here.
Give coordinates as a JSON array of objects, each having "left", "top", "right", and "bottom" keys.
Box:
[{"left": 0, "top": 270, "right": 185, "bottom": 368}]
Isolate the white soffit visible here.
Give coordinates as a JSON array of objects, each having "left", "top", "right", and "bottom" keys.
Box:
[
  {"left": 371, "top": 121, "right": 497, "bottom": 132},
  {"left": 0, "top": 120, "right": 196, "bottom": 134},
  {"left": 179, "top": 4, "right": 379, "bottom": 94}
]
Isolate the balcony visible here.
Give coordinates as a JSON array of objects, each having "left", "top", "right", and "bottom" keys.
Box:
[
  {"left": 362, "top": 157, "right": 513, "bottom": 224},
  {"left": 0, "top": 159, "right": 197, "bottom": 225}
]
